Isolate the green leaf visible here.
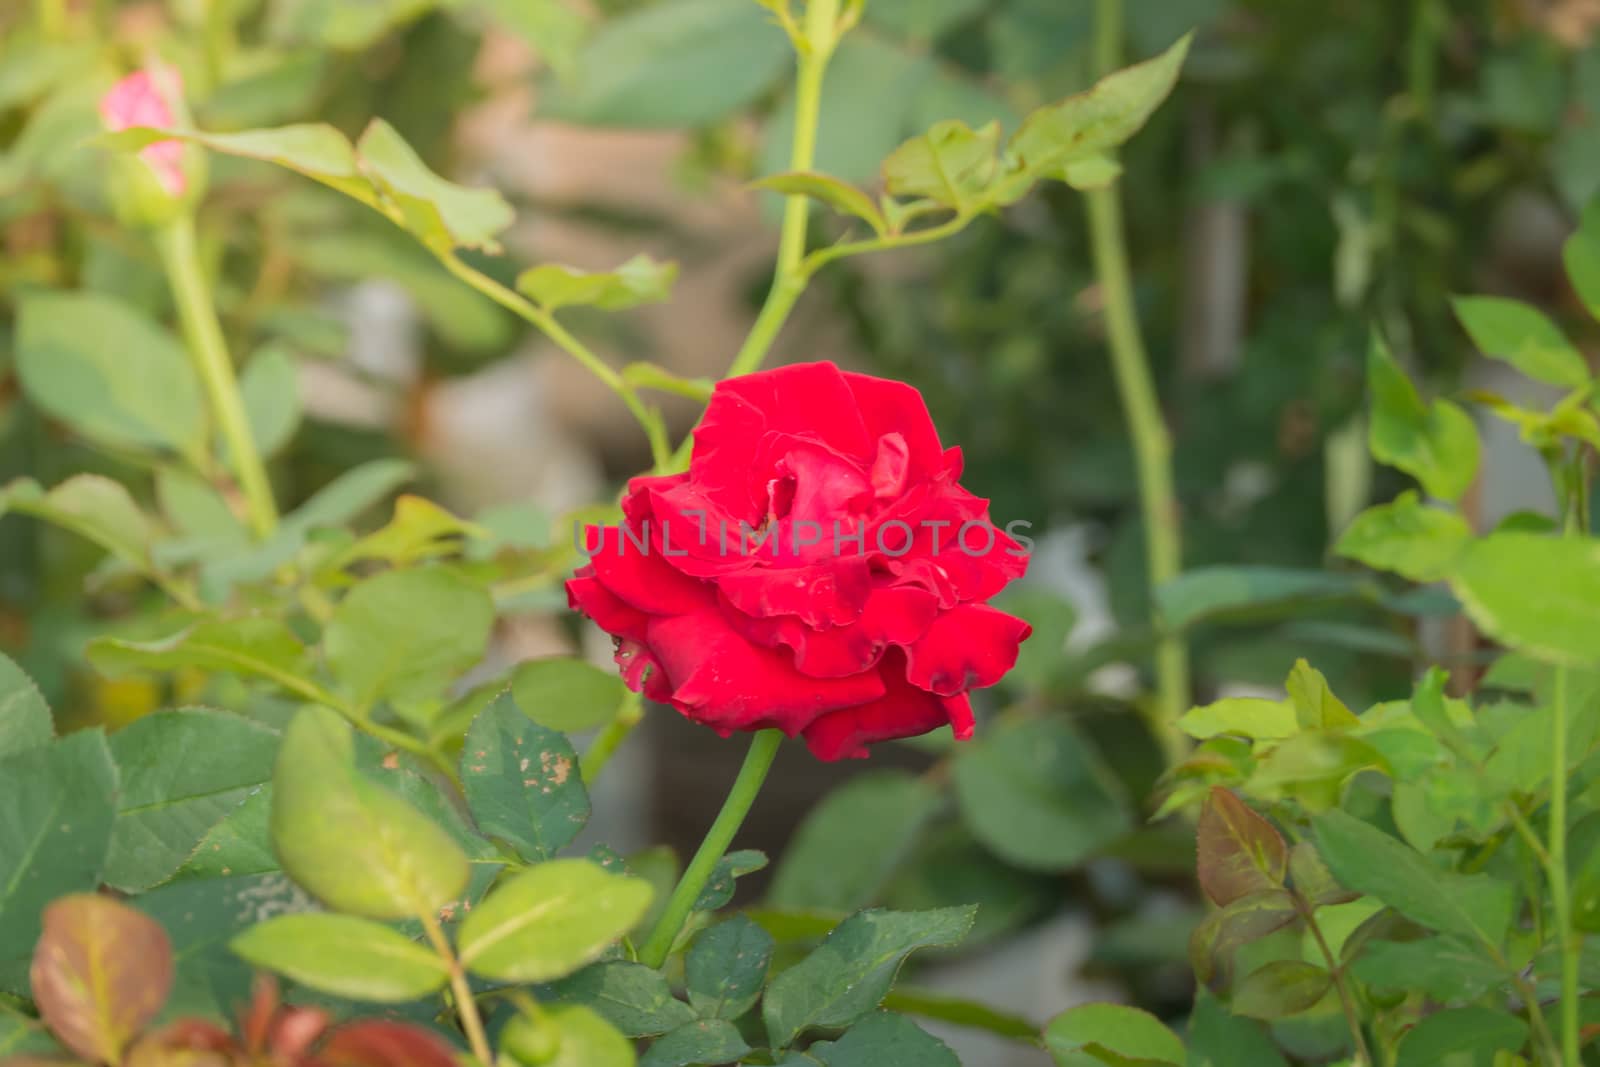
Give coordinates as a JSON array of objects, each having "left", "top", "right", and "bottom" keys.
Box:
[
  {"left": 1178, "top": 697, "right": 1296, "bottom": 741},
  {"left": 1313, "top": 809, "right": 1511, "bottom": 944},
  {"left": 1450, "top": 532, "right": 1600, "bottom": 664},
  {"left": 515, "top": 255, "right": 678, "bottom": 312},
  {"left": 355, "top": 118, "right": 515, "bottom": 252},
  {"left": 104, "top": 708, "right": 279, "bottom": 892},
  {"left": 178, "top": 785, "right": 276, "bottom": 880},
  {"left": 1186, "top": 993, "right": 1289, "bottom": 1067},
  {"left": 462, "top": 690, "right": 590, "bottom": 862},
  {"left": 620, "top": 362, "right": 715, "bottom": 402},
  {"left": 1248, "top": 733, "right": 1388, "bottom": 810},
  {"left": 270, "top": 706, "right": 469, "bottom": 920},
  {"left": 762, "top": 906, "right": 976, "bottom": 1048},
  {"left": 545, "top": 962, "right": 697, "bottom": 1038},
  {"left": 1188, "top": 889, "right": 1299, "bottom": 988},
  {"left": 30, "top": 895, "right": 171, "bottom": 1064},
  {"left": 239, "top": 343, "right": 302, "bottom": 458},
  {"left": 325, "top": 567, "right": 495, "bottom": 719},
  {"left": 16, "top": 291, "right": 204, "bottom": 460},
  {"left": 1156, "top": 566, "right": 1374, "bottom": 630},
  {"left": 1, "top": 476, "right": 155, "bottom": 572},
  {"left": 538, "top": 1004, "right": 637, "bottom": 1067},
  {"left": 1367, "top": 331, "right": 1480, "bottom": 502},
  {"left": 323, "top": 495, "right": 483, "bottom": 573},
  {"left": 752, "top": 172, "right": 887, "bottom": 236},
  {"left": 1196, "top": 788, "right": 1287, "bottom": 907},
  {"left": 1349, "top": 937, "right": 1510, "bottom": 1001},
  {"left": 1335, "top": 491, "right": 1473, "bottom": 582},
  {"left": 1284, "top": 659, "right": 1359, "bottom": 730},
  {"left": 882, "top": 120, "right": 1001, "bottom": 213},
  {"left": 540, "top": 0, "right": 790, "bottom": 128},
  {"left": 89, "top": 617, "right": 312, "bottom": 699},
  {"left": 105, "top": 122, "right": 376, "bottom": 208},
  {"left": 692, "top": 849, "right": 768, "bottom": 912},
  {"left": 1452, "top": 295, "right": 1589, "bottom": 387},
  {"left": 770, "top": 771, "right": 940, "bottom": 912},
  {"left": 457, "top": 860, "right": 653, "bottom": 982},
  {"left": 639, "top": 1019, "right": 751, "bottom": 1067},
  {"left": 1287, "top": 842, "right": 1358, "bottom": 909},
  {"left": 1392, "top": 1006, "right": 1529, "bottom": 1067},
  {"left": 686, "top": 916, "right": 774, "bottom": 1020},
  {"left": 1230, "top": 960, "right": 1331, "bottom": 1020},
  {"left": 812, "top": 1013, "right": 959, "bottom": 1067},
  {"left": 1008, "top": 33, "right": 1190, "bottom": 181},
  {"left": 230, "top": 913, "right": 448, "bottom": 1003},
  {"left": 286, "top": 458, "right": 417, "bottom": 533},
  {"left": 0, "top": 652, "right": 52, "bottom": 759},
  {"left": 511, "top": 657, "right": 628, "bottom": 733},
  {"left": 952, "top": 716, "right": 1130, "bottom": 871},
  {"left": 0, "top": 732, "right": 118, "bottom": 985},
  {"left": 1043, "top": 1003, "right": 1184, "bottom": 1067},
  {"left": 1563, "top": 196, "right": 1600, "bottom": 321}
]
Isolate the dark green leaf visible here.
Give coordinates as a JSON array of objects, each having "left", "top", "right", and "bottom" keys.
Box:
[
  {"left": 462, "top": 690, "right": 589, "bottom": 862},
  {"left": 0, "top": 732, "right": 118, "bottom": 986},
  {"left": 1392, "top": 1006, "right": 1529, "bottom": 1067},
  {"left": 1349, "top": 937, "right": 1510, "bottom": 1001},
  {"left": 105, "top": 708, "right": 279, "bottom": 891},
  {"left": 770, "top": 771, "right": 939, "bottom": 912},
  {"left": 1186, "top": 993, "right": 1289, "bottom": 1067},
  {"left": 639, "top": 1019, "right": 751, "bottom": 1067},
  {"left": 953, "top": 716, "right": 1130, "bottom": 871},
  {"left": 1313, "top": 809, "right": 1511, "bottom": 944},
  {"left": 1230, "top": 960, "right": 1330, "bottom": 1020},
  {"left": 544, "top": 962, "right": 697, "bottom": 1038},
  {"left": 693, "top": 849, "right": 768, "bottom": 912},
  {"left": 0, "top": 652, "right": 51, "bottom": 759},
  {"left": 814, "top": 1012, "right": 959, "bottom": 1067},
  {"left": 686, "top": 916, "right": 774, "bottom": 1020},
  {"left": 762, "top": 906, "right": 976, "bottom": 1048}
]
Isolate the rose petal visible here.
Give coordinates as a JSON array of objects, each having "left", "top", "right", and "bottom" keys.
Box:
[
  {"left": 716, "top": 555, "right": 872, "bottom": 627},
  {"left": 585, "top": 522, "right": 714, "bottom": 616},
  {"left": 567, "top": 571, "right": 650, "bottom": 644},
  {"left": 904, "top": 604, "right": 1032, "bottom": 696},
  {"left": 646, "top": 611, "right": 885, "bottom": 735},
  {"left": 842, "top": 371, "right": 945, "bottom": 484},
  {"left": 801, "top": 653, "right": 970, "bottom": 760},
  {"left": 724, "top": 585, "right": 939, "bottom": 678}
]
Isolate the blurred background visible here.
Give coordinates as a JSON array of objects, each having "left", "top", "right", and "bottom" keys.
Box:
[{"left": 4, "top": 1, "right": 1600, "bottom": 1062}]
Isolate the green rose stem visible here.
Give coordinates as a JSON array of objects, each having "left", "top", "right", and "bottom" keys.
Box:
[
  {"left": 1549, "top": 474, "right": 1582, "bottom": 1066},
  {"left": 1084, "top": 0, "right": 1189, "bottom": 766},
  {"left": 420, "top": 910, "right": 492, "bottom": 1065},
  {"left": 638, "top": 728, "right": 784, "bottom": 968},
  {"left": 665, "top": 0, "right": 847, "bottom": 471},
  {"left": 439, "top": 252, "right": 673, "bottom": 470},
  {"left": 155, "top": 215, "right": 279, "bottom": 538}
]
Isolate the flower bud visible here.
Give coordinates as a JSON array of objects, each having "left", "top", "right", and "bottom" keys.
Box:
[{"left": 98, "top": 66, "right": 206, "bottom": 227}]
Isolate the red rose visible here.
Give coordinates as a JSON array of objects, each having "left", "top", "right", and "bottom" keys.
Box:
[{"left": 567, "top": 361, "right": 1031, "bottom": 759}]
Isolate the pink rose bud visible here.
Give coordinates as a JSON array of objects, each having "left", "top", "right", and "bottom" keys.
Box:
[{"left": 99, "top": 67, "right": 186, "bottom": 196}]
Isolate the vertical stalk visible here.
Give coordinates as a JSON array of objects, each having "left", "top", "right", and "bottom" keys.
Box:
[
  {"left": 1298, "top": 897, "right": 1372, "bottom": 1066},
  {"left": 1549, "top": 661, "right": 1578, "bottom": 1065},
  {"left": 1085, "top": 0, "right": 1189, "bottom": 764},
  {"left": 638, "top": 729, "right": 783, "bottom": 968},
  {"left": 420, "top": 911, "right": 492, "bottom": 1065},
  {"left": 156, "top": 216, "right": 278, "bottom": 537}
]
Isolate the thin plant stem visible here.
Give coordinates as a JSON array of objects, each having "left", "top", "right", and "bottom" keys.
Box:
[
  {"left": 1298, "top": 896, "right": 1372, "bottom": 1066},
  {"left": 663, "top": 0, "right": 845, "bottom": 472},
  {"left": 439, "top": 252, "right": 672, "bottom": 470},
  {"left": 155, "top": 216, "right": 279, "bottom": 538},
  {"left": 1550, "top": 660, "right": 1580, "bottom": 1066},
  {"left": 1085, "top": 0, "right": 1189, "bottom": 766},
  {"left": 638, "top": 729, "right": 783, "bottom": 968},
  {"left": 420, "top": 911, "right": 492, "bottom": 1065}
]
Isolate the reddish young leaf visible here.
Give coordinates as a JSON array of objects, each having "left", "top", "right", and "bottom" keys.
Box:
[
  {"left": 1196, "top": 787, "right": 1288, "bottom": 907},
  {"left": 318, "top": 1021, "right": 460, "bottom": 1067},
  {"left": 29, "top": 894, "right": 174, "bottom": 1063},
  {"left": 124, "top": 1018, "right": 238, "bottom": 1067}
]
